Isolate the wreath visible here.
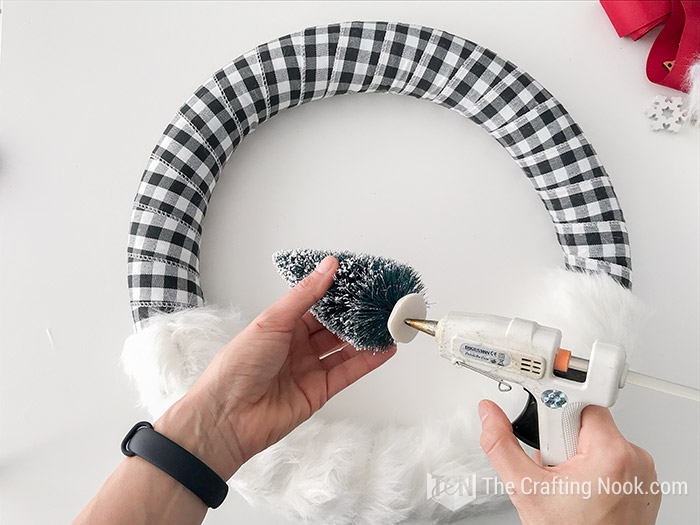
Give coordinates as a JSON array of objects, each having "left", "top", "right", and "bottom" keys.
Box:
[{"left": 122, "top": 22, "right": 645, "bottom": 523}]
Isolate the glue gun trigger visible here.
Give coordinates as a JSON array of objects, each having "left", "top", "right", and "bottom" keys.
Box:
[{"left": 511, "top": 389, "right": 540, "bottom": 450}]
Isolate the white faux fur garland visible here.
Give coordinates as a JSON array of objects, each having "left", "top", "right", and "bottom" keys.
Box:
[
  {"left": 231, "top": 411, "right": 504, "bottom": 524},
  {"left": 121, "top": 269, "right": 648, "bottom": 523},
  {"left": 122, "top": 306, "right": 248, "bottom": 419},
  {"left": 686, "top": 56, "right": 700, "bottom": 127},
  {"left": 531, "top": 269, "right": 650, "bottom": 361}
]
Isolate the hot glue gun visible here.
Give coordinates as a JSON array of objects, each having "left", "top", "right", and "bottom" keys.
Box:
[{"left": 387, "top": 294, "right": 700, "bottom": 467}]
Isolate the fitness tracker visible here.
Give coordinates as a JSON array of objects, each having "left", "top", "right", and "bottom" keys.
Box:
[{"left": 121, "top": 421, "right": 229, "bottom": 509}]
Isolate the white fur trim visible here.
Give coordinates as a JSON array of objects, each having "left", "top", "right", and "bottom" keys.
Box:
[
  {"left": 532, "top": 269, "right": 649, "bottom": 360},
  {"left": 686, "top": 55, "right": 700, "bottom": 127},
  {"left": 121, "top": 270, "right": 648, "bottom": 523},
  {"left": 231, "top": 413, "right": 504, "bottom": 524},
  {"left": 122, "top": 306, "right": 247, "bottom": 419}
]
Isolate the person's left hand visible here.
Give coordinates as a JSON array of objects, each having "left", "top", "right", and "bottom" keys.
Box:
[{"left": 157, "top": 256, "right": 396, "bottom": 479}]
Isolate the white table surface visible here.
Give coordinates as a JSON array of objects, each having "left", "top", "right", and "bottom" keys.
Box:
[{"left": 0, "top": 1, "right": 698, "bottom": 524}]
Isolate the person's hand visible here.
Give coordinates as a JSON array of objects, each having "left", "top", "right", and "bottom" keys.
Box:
[
  {"left": 157, "top": 256, "right": 396, "bottom": 479},
  {"left": 478, "top": 400, "right": 661, "bottom": 525}
]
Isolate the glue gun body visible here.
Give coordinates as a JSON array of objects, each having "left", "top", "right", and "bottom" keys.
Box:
[{"left": 434, "top": 313, "right": 628, "bottom": 467}]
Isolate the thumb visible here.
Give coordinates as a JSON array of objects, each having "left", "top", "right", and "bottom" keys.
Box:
[
  {"left": 258, "top": 256, "right": 338, "bottom": 331},
  {"left": 479, "top": 400, "right": 541, "bottom": 485}
]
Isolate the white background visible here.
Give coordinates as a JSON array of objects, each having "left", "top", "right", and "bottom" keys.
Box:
[{"left": 1, "top": 1, "right": 698, "bottom": 524}]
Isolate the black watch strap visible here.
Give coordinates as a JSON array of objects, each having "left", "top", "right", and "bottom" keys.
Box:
[{"left": 121, "top": 421, "right": 229, "bottom": 509}]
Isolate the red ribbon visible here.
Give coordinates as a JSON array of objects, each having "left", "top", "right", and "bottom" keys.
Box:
[{"left": 601, "top": 0, "right": 700, "bottom": 92}]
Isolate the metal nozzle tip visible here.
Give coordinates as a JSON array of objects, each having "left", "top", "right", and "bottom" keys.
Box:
[{"left": 404, "top": 318, "right": 438, "bottom": 337}]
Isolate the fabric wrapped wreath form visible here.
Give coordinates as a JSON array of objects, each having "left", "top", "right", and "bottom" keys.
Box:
[{"left": 121, "top": 22, "right": 647, "bottom": 523}]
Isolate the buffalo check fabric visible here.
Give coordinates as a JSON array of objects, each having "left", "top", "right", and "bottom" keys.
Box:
[{"left": 128, "top": 21, "right": 632, "bottom": 328}]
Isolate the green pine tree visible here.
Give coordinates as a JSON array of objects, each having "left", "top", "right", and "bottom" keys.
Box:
[{"left": 272, "top": 249, "right": 425, "bottom": 352}]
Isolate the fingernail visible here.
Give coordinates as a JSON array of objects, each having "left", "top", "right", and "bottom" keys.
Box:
[
  {"left": 478, "top": 400, "right": 490, "bottom": 422},
  {"left": 316, "top": 256, "right": 334, "bottom": 274}
]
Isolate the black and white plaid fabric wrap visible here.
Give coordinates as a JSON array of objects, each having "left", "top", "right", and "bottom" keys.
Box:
[{"left": 128, "top": 21, "right": 632, "bottom": 329}]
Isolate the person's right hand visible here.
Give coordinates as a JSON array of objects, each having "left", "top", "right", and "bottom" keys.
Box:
[{"left": 478, "top": 400, "right": 661, "bottom": 525}]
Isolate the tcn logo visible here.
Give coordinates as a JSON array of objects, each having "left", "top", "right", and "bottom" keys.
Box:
[{"left": 426, "top": 461, "right": 477, "bottom": 511}]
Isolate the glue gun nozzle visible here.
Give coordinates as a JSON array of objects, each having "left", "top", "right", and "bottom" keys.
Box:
[{"left": 404, "top": 318, "right": 438, "bottom": 337}]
